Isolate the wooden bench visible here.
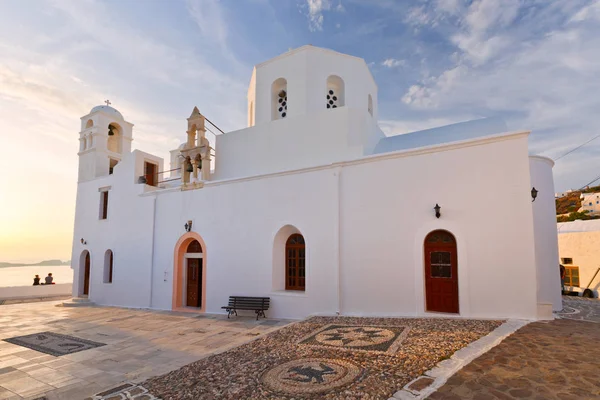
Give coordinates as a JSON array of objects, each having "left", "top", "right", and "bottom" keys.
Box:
[{"left": 221, "top": 296, "right": 270, "bottom": 320}]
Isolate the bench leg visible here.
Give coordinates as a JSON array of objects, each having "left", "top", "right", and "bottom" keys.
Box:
[{"left": 255, "top": 310, "right": 266, "bottom": 320}]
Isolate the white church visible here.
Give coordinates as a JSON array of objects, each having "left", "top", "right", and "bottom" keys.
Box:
[{"left": 70, "top": 45, "right": 562, "bottom": 320}]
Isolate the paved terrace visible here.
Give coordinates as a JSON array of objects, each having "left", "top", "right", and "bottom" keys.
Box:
[
  {"left": 0, "top": 301, "right": 289, "bottom": 399},
  {"left": 0, "top": 297, "right": 598, "bottom": 400}
]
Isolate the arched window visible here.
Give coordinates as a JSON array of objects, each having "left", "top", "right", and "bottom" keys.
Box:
[
  {"left": 368, "top": 94, "right": 373, "bottom": 116},
  {"left": 272, "top": 78, "right": 288, "bottom": 120},
  {"left": 85, "top": 119, "right": 94, "bottom": 129},
  {"left": 285, "top": 234, "right": 305, "bottom": 291},
  {"left": 326, "top": 75, "right": 345, "bottom": 109},
  {"left": 103, "top": 250, "right": 113, "bottom": 284}
]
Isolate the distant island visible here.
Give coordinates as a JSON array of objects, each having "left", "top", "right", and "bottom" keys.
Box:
[{"left": 0, "top": 260, "right": 71, "bottom": 268}]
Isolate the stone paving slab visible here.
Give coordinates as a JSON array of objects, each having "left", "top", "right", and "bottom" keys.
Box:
[
  {"left": 0, "top": 301, "right": 290, "bottom": 399},
  {"left": 427, "top": 297, "right": 600, "bottom": 400}
]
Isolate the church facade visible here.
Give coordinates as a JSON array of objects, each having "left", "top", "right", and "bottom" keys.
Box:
[{"left": 71, "top": 45, "right": 561, "bottom": 320}]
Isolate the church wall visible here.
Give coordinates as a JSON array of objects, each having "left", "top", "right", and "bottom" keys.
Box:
[
  {"left": 149, "top": 168, "right": 340, "bottom": 319},
  {"left": 71, "top": 151, "right": 157, "bottom": 309},
  {"left": 214, "top": 107, "right": 372, "bottom": 181},
  {"left": 338, "top": 134, "right": 540, "bottom": 319},
  {"left": 529, "top": 156, "right": 562, "bottom": 313}
]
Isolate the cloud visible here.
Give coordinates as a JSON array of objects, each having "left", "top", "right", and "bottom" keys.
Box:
[
  {"left": 305, "top": 0, "right": 344, "bottom": 31},
  {"left": 381, "top": 58, "right": 405, "bottom": 68},
  {"left": 400, "top": 0, "right": 600, "bottom": 190}
]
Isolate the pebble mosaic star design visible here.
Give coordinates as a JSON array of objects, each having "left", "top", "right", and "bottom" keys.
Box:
[
  {"left": 298, "top": 324, "right": 410, "bottom": 354},
  {"left": 261, "top": 358, "right": 361, "bottom": 394}
]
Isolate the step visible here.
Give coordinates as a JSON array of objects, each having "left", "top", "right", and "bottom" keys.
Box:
[{"left": 62, "top": 297, "right": 95, "bottom": 307}]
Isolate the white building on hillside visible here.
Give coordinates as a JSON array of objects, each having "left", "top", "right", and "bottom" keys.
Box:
[
  {"left": 70, "top": 45, "right": 561, "bottom": 320},
  {"left": 578, "top": 192, "right": 600, "bottom": 215}
]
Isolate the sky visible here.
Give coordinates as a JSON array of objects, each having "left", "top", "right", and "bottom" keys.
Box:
[{"left": 1, "top": 0, "right": 599, "bottom": 263}]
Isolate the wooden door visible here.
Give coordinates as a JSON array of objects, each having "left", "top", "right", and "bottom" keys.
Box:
[
  {"left": 83, "top": 252, "right": 91, "bottom": 296},
  {"left": 186, "top": 258, "right": 202, "bottom": 307},
  {"left": 424, "top": 230, "right": 458, "bottom": 313},
  {"left": 145, "top": 162, "right": 157, "bottom": 187}
]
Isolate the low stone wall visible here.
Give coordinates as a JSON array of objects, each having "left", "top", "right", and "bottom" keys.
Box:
[{"left": 0, "top": 283, "right": 72, "bottom": 300}]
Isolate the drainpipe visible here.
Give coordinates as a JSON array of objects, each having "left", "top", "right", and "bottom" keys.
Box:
[
  {"left": 334, "top": 166, "right": 342, "bottom": 315},
  {"left": 148, "top": 195, "right": 157, "bottom": 308}
]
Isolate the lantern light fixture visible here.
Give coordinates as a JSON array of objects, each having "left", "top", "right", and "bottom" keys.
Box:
[
  {"left": 185, "top": 220, "right": 193, "bottom": 232},
  {"left": 531, "top": 187, "right": 538, "bottom": 202},
  {"left": 434, "top": 204, "right": 441, "bottom": 219}
]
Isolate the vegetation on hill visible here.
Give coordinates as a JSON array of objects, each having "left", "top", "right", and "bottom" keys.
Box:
[
  {"left": 0, "top": 260, "right": 71, "bottom": 268},
  {"left": 555, "top": 184, "right": 600, "bottom": 222}
]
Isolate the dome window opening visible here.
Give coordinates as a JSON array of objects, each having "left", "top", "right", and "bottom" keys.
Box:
[
  {"left": 278, "top": 90, "right": 287, "bottom": 118},
  {"left": 326, "top": 89, "right": 339, "bottom": 109}
]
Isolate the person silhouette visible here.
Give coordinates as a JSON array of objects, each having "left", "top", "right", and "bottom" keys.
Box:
[
  {"left": 33, "top": 275, "right": 40, "bottom": 286},
  {"left": 45, "top": 273, "right": 54, "bottom": 285}
]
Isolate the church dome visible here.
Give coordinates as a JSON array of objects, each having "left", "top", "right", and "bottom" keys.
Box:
[{"left": 90, "top": 105, "right": 124, "bottom": 120}]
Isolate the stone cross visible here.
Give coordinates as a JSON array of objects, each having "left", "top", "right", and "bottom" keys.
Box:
[{"left": 105, "top": 100, "right": 111, "bottom": 106}]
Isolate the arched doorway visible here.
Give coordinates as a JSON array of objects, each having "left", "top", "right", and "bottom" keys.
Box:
[
  {"left": 424, "top": 230, "right": 458, "bottom": 313},
  {"left": 80, "top": 250, "right": 91, "bottom": 296},
  {"left": 173, "top": 233, "right": 206, "bottom": 311}
]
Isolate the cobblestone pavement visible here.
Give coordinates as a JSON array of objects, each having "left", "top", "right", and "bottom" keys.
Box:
[
  {"left": 0, "top": 301, "right": 289, "bottom": 400},
  {"left": 428, "top": 298, "right": 600, "bottom": 400}
]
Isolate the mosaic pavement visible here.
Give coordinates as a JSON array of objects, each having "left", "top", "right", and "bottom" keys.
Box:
[
  {"left": 298, "top": 324, "right": 409, "bottom": 354},
  {"left": 4, "top": 332, "right": 105, "bottom": 357},
  {"left": 143, "top": 316, "right": 501, "bottom": 399}
]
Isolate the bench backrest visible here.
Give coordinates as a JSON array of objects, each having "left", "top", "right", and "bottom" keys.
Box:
[{"left": 228, "top": 296, "right": 270, "bottom": 309}]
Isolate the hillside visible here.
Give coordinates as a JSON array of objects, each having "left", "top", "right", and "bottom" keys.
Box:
[{"left": 0, "top": 260, "right": 71, "bottom": 268}]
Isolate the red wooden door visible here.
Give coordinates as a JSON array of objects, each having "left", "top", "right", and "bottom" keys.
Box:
[
  {"left": 424, "top": 230, "right": 458, "bottom": 313},
  {"left": 83, "top": 252, "right": 91, "bottom": 296},
  {"left": 186, "top": 258, "right": 202, "bottom": 307}
]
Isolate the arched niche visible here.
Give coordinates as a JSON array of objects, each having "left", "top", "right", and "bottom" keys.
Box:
[
  {"left": 272, "top": 78, "right": 288, "bottom": 120},
  {"left": 107, "top": 123, "right": 122, "bottom": 153},
  {"left": 326, "top": 75, "right": 345, "bottom": 109},
  {"left": 85, "top": 119, "right": 94, "bottom": 129},
  {"left": 103, "top": 250, "right": 113, "bottom": 284}
]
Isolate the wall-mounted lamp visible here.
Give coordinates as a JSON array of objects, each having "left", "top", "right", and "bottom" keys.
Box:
[
  {"left": 531, "top": 187, "right": 538, "bottom": 202},
  {"left": 434, "top": 204, "right": 441, "bottom": 219},
  {"left": 80, "top": 238, "right": 87, "bottom": 245},
  {"left": 184, "top": 220, "right": 193, "bottom": 232},
  {"left": 137, "top": 176, "right": 147, "bottom": 184}
]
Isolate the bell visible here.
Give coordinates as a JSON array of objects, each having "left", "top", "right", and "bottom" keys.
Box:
[
  {"left": 278, "top": 90, "right": 286, "bottom": 98},
  {"left": 198, "top": 159, "right": 202, "bottom": 169},
  {"left": 108, "top": 125, "right": 115, "bottom": 136},
  {"left": 186, "top": 163, "right": 193, "bottom": 173}
]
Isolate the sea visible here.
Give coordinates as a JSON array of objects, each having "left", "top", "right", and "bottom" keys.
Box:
[{"left": 0, "top": 265, "right": 73, "bottom": 287}]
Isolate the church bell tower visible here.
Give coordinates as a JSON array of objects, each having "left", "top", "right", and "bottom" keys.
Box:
[{"left": 78, "top": 101, "right": 134, "bottom": 182}]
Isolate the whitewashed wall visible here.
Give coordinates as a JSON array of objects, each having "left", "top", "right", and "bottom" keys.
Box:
[
  {"left": 529, "top": 156, "right": 562, "bottom": 312},
  {"left": 0, "top": 284, "right": 72, "bottom": 300},
  {"left": 73, "top": 130, "right": 547, "bottom": 320},
  {"left": 339, "top": 133, "right": 539, "bottom": 319}
]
